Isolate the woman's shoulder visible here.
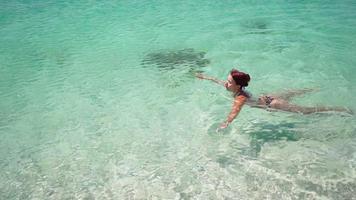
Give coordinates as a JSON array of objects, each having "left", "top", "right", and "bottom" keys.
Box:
[
  {"left": 239, "top": 89, "right": 252, "bottom": 98},
  {"left": 234, "top": 90, "right": 250, "bottom": 104}
]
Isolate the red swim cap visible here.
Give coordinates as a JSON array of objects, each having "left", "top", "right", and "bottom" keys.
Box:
[{"left": 230, "top": 69, "right": 250, "bottom": 87}]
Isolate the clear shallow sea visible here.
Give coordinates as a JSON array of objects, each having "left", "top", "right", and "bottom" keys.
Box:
[{"left": 1, "top": 0, "right": 356, "bottom": 199}]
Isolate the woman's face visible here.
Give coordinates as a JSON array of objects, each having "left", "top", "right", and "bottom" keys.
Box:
[{"left": 225, "top": 74, "right": 239, "bottom": 92}]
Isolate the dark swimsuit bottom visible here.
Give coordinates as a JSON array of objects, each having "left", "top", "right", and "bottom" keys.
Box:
[{"left": 264, "top": 96, "right": 274, "bottom": 107}]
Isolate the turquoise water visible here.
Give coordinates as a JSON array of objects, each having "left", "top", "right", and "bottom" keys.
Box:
[{"left": 1, "top": 0, "right": 356, "bottom": 199}]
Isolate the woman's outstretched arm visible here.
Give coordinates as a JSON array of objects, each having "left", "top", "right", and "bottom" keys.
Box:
[{"left": 195, "top": 73, "right": 225, "bottom": 86}]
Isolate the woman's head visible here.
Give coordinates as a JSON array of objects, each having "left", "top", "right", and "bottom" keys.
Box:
[{"left": 225, "top": 69, "right": 250, "bottom": 92}]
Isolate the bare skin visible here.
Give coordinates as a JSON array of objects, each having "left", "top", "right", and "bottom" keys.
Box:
[
  {"left": 196, "top": 73, "right": 248, "bottom": 129},
  {"left": 252, "top": 89, "right": 351, "bottom": 114},
  {"left": 196, "top": 73, "right": 352, "bottom": 129}
]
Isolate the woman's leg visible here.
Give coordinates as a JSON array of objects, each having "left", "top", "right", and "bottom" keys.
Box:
[
  {"left": 288, "top": 105, "right": 352, "bottom": 114},
  {"left": 269, "top": 99, "right": 352, "bottom": 114},
  {"left": 272, "top": 88, "right": 317, "bottom": 101}
]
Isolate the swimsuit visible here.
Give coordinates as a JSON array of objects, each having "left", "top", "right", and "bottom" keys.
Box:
[{"left": 263, "top": 96, "right": 274, "bottom": 107}]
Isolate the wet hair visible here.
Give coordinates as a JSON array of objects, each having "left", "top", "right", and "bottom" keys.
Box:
[{"left": 230, "top": 69, "right": 250, "bottom": 88}]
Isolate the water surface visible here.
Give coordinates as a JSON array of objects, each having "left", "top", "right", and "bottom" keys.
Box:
[{"left": 1, "top": 0, "right": 356, "bottom": 199}]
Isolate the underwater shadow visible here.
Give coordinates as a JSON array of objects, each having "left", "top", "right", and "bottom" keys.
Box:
[
  {"left": 141, "top": 48, "right": 210, "bottom": 74},
  {"left": 240, "top": 19, "right": 272, "bottom": 35},
  {"left": 141, "top": 48, "right": 211, "bottom": 89},
  {"left": 243, "top": 121, "right": 301, "bottom": 157}
]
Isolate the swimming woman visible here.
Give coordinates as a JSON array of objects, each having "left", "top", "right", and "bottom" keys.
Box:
[{"left": 196, "top": 69, "right": 352, "bottom": 129}]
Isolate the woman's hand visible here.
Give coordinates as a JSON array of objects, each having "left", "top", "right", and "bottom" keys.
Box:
[
  {"left": 195, "top": 73, "right": 206, "bottom": 79},
  {"left": 195, "top": 73, "right": 226, "bottom": 86},
  {"left": 219, "top": 121, "right": 229, "bottom": 129},
  {"left": 215, "top": 122, "right": 229, "bottom": 133}
]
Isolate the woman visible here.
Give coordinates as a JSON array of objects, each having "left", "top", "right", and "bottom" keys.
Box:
[
  {"left": 196, "top": 69, "right": 251, "bottom": 129},
  {"left": 196, "top": 69, "right": 352, "bottom": 130}
]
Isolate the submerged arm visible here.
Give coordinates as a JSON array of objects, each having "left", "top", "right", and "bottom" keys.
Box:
[
  {"left": 195, "top": 73, "right": 225, "bottom": 86},
  {"left": 220, "top": 95, "right": 247, "bottom": 129}
]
